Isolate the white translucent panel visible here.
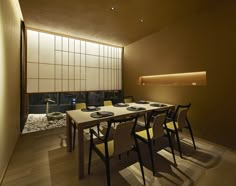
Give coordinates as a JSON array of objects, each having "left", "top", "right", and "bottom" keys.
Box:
[
  {"left": 62, "top": 66, "right": 69, "bottom": 79},
  {"left": 75, "top": 40, "right": 80, "bottom": 53},
  {"left": 115, "top": 70, "right": 118, "bottom": 89},
  {"left": 55, "top": 65, "right": 62, "bottom": 79},
  {"left": 117, "top": 70, "right": 120, "bottom": 89},
  {"left": 112, "top": 59, "right": 116, "bottom": 69},
  {"left": 27, "top": 63, "right": 38, "bottom": 78},
  {"left": 103, "top": 57, "right": 108, "bottom": 68},
  {"left": 81, "top": 67, "right": 85, "bottom": 79},
  {"left": 86, "top": 55, "right": 99, "bottom": 67},
  {"left": 75, "top": 54, "right": 80, "bottom": 66},
  {"left": 62, "top": 37, "right": 68, "bottom": 51},
  {"left": 114, "top": 59, "right": 118, "bottom": 69},
  {"left": 39, "top": 32, "right": 54, "bottom": 64},
  {"left": 111, "top": 47, "right": 115, "bottom": 58},
  {"left": 56, "top": 36, "right": 62, "bottom": 50},
  {"left": 86, "top": 42, "right": 99, "bottom": 55},
  {"left": 107, "top": 69, "right": 112, "bottom": 90},
  {"left": 81, "top": 54, "right": 85, "bottom": 66},
  {"left": 103, "top": 69, "right": 108, "bottom": 90},
  {"left": 118, "top": 70, "right": 122, "bottom": 89},
  {"left": 27, "top": 30, "right": 38, "bottom": 62},
  {"left": 62, "top": 80, "right": 69, "bottom": 91},
  {"left": 118, "top": 48, "right": 122, "bottom": 59},
  {"left": 117, "top": 69, "right": 120, "bottom": 89},
  {"left": 107, "top": 58, "right": 112, "bottom": 69},
  {"left": 108, "top": 46, "right": 112, "bottom": 58},
  {"left": 27, "top": 79, "right": 38, "bottom": 93},
  {"left": 112, "top": 70, "right": 116, "bottom": 89},
  {"left": 69, "top": 53, "right": 74, "bottom": 65},
  {"left": 69, "top": 66, "right": 74, "bottom": 79},
  {"left": 116, "top": 59, "right": 119, "bottom": 69},
  {"left": 111, "top": 69, "right": 115, "bottom": 89},
  {"left": 99, "top": 68, "right": 104, "bottom": 90},
  {"left": 118, "top": 59, "right": 122, "bottom": 69},
  {"left": 25, "top": 30, "right": 123, "bottom": 92},
  {"left": 99, "top": 45, "right": 104, "bottom": 56},
  {"left": 75, "top": 80, "right": 80, "bottom": 91},
  {"left": 55, "top": 51, "right": 62, "bottom": 65},
  {"left": 99, "top": 57, "right": 104, "bottom": 68},
  {"left": 39, "top": 64, "right": 54, "bottom": 79},
  {"left": 39, "top": 79, "right": 54, "bottom": 92},
  {"left": 62, "top": 52, "right": 68, "bottom": 65},
  {"left": 80, "top": 80, "right": 86, "bottom": 91},
  {"left": 75, "top": 66, "right": 80, "bottom": 79},
  {"left": 104, "top": 45, "right": 108, "bottom": 57},
  {"left": 112, "top": 48, "right": 116, "bottom": 59},
  {"left": 81, "top": 41, "right": 85, "bottom": 53},
  {"left": 69, "top": 80, "right": 74, "bottom": 91},
  {"left": 86, "top": 68, "right": 99, "bottom": 90},
  {"left": 69, "top": 39, "right": 75, "bottom": 52},
  {"left": 114, "top": 48, "right": 117, "bottom": 59},
  {"left": 55, "top": 80, "right": 62, "bottom": 91},
  {"left": 111, "top": 70, "right": 114, "bottom": 89}
]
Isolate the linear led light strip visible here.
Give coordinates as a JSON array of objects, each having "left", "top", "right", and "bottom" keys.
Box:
[{"left": 138, "top": 71, "right": 207, "bottom": 86}]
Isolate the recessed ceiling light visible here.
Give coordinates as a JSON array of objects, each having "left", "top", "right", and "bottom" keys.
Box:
[
  {"left": 140, "top": 19, "right": 144, "bottom": 23},
  {"left": 111, "top": 7, "right": 115, "bottom": 11}
]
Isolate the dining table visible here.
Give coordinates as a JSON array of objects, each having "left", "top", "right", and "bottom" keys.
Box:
[{"left": 66, "top": 101, "right": 174, "bottom": 179}]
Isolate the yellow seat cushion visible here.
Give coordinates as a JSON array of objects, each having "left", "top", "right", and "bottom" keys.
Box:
[
  {"left": 124, "top": 98, "right": 133, "bottom": 103},
  {"left": 75, "top": 103, "right": 86, "bottom": 109},
  {"left": 95, "top": 140, "right": 114, "bottom": 157},
  {"left": 166, "top": 121, "right": 179, "bottom": 130},
  {"left": 136, "top": 128, "right": 153, "bottom": 140}
]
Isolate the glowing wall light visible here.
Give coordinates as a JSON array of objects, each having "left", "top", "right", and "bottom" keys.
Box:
[{"left": 138, "top": 71, "right": 207, "bottom": 86}]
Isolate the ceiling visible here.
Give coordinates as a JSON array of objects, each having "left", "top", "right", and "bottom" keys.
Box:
[{"left": 19, "top": 0, "right": 218, "bottom": 47}]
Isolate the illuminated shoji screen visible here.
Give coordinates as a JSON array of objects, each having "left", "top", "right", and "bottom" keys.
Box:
[{"left": 27, "top": 30, "right": 122, "bottom": 93}]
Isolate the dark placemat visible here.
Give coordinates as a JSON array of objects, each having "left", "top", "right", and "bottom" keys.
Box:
[
  {"left": 127, "top": 106, "right": 146, "bottom": 111},
  {"left": 136, "top": 100, "right": 149, "bottom": 104},
  {"left": 113, "top": 103, "right": 129, "bottom": 107},
  {"left": 81, "top": 107, "right": 101, "bottom": 112},
  {"left": 150, "top": 103, "right": 167, "bottom": 107},
  {"left": 90, "top": 111, "right": 114, "bottom": 118}
]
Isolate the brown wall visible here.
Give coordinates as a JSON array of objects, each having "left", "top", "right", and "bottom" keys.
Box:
[
  {"left": 0, "top": 0, "right": 22, "bottom": 182},
  {"left": 123, "top": 1, "right": 236, "bottom": 149}
]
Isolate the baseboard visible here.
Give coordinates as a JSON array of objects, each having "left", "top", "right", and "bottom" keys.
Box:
[
  {"left": 0, "top": 165, "right": 8, "bottom": 185},
  {"left": 181, "top": 131, "right": 235, "bottom": 152},
  {"left": 0, "top": 134, "right": 20, "bottom": 185}
]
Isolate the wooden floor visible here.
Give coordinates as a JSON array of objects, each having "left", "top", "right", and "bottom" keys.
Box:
[{"left": 2, "top": 127, "right": 236, "bottom": 186}]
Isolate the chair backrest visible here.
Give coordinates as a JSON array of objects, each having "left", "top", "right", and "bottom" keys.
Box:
[
  {"left": 175, "top": 104, "right": 191, "bottom": 129},
  {"left": 75, "top": 103, "right": 86, "bottom": 110},
  {"left": 152, "top": 113, "right": 166, "bottom": 139},
  {"left": 124, "top": 96, "right": 135, "bottom": 103},
  {"left": 113, "top": 121, "right": 135, "bottom": 156},
  {"left": 104, "top": 100, "right": 112, "bottom": 106}
]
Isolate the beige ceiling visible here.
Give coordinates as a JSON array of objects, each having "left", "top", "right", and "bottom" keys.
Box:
[{"left": 19, "top": 0, "right": 218, "bottom": 47}]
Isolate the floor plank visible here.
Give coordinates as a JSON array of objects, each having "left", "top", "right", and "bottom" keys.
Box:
[{"left": 2, "top": 127, "right": 236, "bottom": 186}]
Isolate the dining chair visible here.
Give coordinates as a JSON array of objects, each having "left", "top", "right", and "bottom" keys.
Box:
[
  {"left": 88, "top": 116, "right": 146, "bottom": 186},
  {"left": 75, "top": 102, "right": 86, "bottom": 110},
  {"left": 72, "top": 103, "right": 87, "bottom": 150},
  {"left": 73, "top": 102, "right": 100, "bottom": 150},
  {"left": 124, "top": 96, "right": 135, "bottom": 103},
  {"left": 104, "top": 100, "right": 113, "bottom": 106},
  {"left": 134, "top": 110, "right": 176, "bottom": 176},
  {"left": 164, "top": 103, "right": 196, "bottom": 158}
]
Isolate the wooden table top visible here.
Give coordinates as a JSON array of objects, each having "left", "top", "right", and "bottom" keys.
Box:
[{"left": 66, "top": 102, "right": 174, "bottom": 129}]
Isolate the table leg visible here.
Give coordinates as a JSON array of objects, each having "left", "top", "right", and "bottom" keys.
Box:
[
  {"left": 66, "top": 113, "right": 72, "bottom": 152},
  {"left": 78, "top": 128, "right": 84, "bottom": 179}
]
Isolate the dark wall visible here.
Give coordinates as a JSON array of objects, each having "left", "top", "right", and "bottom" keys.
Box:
[{"left": 123, "top": 1, "right": 236, "bottom": 149}]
